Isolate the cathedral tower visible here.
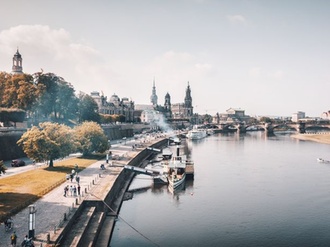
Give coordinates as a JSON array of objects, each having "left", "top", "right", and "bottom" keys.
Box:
[
  {"left": 184, "top": 81, "right": 193, "bottom": 118},
  {"left": 12, "top": 49, "right": 23, "bottom": 74},
  {"left": 150, "top": 79, "right": 158, "bottom": 106}
]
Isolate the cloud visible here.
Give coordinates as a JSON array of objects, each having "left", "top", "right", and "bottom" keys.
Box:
[
  {"left": 0, "top": 25, "right": 109, "bottom": 94},
  {"left": 227, "top": 14, "right": 247, "bottom": 24},
  {"left": 249, "top": 67, "right": 262, "bottom": 77}
]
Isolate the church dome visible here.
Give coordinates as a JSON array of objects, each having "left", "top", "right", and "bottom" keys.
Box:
[{"left": 109, "top": 94, "right": 120, "bottom": 104}]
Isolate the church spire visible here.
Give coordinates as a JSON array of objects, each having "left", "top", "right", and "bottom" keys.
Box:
[{"left": 150, "top": 78, "right": 158, "bottom": 106}]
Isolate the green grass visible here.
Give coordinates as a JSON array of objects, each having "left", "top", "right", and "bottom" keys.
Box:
[{"left": 0, "top": 155, "right": 103, "bottom": 222}]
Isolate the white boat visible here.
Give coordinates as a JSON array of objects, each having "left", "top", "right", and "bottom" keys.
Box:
[
  {"left": 317, "top": 158, "right": 330, "bottom": 163},
  {"left": 186, "top": 126, "right": 207, "bottom": 140},
  {"left": 167, "top": 146, "right": 187, "bottom": 190}
]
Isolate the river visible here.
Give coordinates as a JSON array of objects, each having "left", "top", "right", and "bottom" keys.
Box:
[{"left": 110, "top": 131, "right": 330, "bottom": 247}]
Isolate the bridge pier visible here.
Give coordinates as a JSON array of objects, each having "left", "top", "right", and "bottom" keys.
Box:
[
  {"left": 237, "top": 122, "right": 246, "bottom": 133},
  {"left": 298, "top": 122, "right": 306, "bottom": 134},
  {"left": 264, "top": 123, "right": 274, "bottom": 135}
]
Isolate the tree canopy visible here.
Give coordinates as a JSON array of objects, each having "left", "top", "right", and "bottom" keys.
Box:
[
  {"left": 74, "top": 121, "right": 108, "bottom": 156},
  {"left": 17, "top": 122, "right": 75, "bottom": 167}
]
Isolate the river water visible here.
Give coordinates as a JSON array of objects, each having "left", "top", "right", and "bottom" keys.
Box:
[{"left": 110, "top": 132, "right": 330, "bottom": 247}]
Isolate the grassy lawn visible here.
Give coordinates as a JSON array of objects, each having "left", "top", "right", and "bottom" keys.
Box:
[{"left": 0, "top": 155, "right": 102, "bottom": 222}]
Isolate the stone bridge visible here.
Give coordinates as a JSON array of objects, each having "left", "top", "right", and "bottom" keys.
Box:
[{"left": 217, "top": 122, "right": 330, "bottom": 134}]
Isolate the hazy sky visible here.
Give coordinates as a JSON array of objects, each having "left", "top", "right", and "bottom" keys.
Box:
[{"left": 0, "top": 0, "right": 329, "bottom": 117}]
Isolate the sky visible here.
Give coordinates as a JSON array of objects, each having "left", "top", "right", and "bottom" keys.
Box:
[{"left": 0, "top": 0, "right": 329, "bottom": 117}]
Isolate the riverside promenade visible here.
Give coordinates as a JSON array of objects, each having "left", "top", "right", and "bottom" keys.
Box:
[{"left": 1, "top": 135, "right": 167, "bottom": 247}]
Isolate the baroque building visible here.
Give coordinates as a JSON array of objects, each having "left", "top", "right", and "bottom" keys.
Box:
[
  {"left": 150, "top": 79, "right": 158, "bottom": 106},
  {"left": 12, "top": 49, "right": 23, "bottom": 74},
  {"left": 151, "top": 81, "right": 193, "bottom": 122},
  {"left": 90, "top": 91, "right": 135, "bottom": 122}
]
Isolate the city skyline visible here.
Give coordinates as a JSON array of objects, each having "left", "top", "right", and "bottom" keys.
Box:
[{"left": 0, "top": 0, "right": 329, "bottom": 117}]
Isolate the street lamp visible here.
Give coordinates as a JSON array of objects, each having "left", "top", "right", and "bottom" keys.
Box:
[{"left": 28, "top": 204, "right": 36, "bottom": 238}]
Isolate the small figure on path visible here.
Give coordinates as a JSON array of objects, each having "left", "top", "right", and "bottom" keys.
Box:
[
  {"left": 100, "top": 164, "right": 105, "bottom": 170},
  {"left": 77, "top": 184, "right": 81, "bottom": 196},
  {"left": 63, "top": 185, "right": 68, "bottom": 197},
  {"left": 10, "top": 231, "right": 17, "bottom": 246},
  {"left": 70, "top": 173, "right": 74, "bottom": 182},
  {"left": 73, "top": 185, "right": 77, "bottom": 197},
  {"left": 75, "top": 174, "right": 80, "bottom": 184},
  {"left": 70, "top": 185, "right": 73, "bottom": 196}
]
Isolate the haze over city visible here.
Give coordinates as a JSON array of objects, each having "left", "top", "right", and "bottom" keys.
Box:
[{"left": 0, "top": 0, "right": 329, "bottom": 117}]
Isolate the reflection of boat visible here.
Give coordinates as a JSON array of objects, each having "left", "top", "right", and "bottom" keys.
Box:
[
  {"left": 317, "top": 158, "right": 330, "bottom": 163},
  {"left": 186, "top": 126, "right": 207, "bottom": 140},
  {"left": 167, "top": 147, "right": 187, "bottom": 190}
]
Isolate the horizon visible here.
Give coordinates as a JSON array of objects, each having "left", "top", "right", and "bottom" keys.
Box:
[{"left": 1, "top": 0, "right": 329, "bottom": 117}]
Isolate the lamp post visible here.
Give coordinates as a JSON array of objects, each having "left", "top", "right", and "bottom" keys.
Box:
[{"left": 28, "top": 204, "right": 36, "bottom": 238}]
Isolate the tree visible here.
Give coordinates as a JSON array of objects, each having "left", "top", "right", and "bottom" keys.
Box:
[
  {"left": 17, "top": 122, "right": 75, "bottom": 167},
  {"left": 0, "top": 160, "right": 7, "bottom": 176},
  {"left": 0, "top": 72, "right": 43, "bottom": 111},
  {"left": 34, "top": 72, "right": 78, "bottom": 121},
  {"left": 74, "top": 121, "right": 108, "bottom": 156},
  {"left": 78, "top": 93, "right": 100, "bottom": 123}
]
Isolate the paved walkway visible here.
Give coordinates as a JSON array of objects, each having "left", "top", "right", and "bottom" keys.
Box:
[{"left": 0, "top": 140, "right": 148, "bottom": 247}]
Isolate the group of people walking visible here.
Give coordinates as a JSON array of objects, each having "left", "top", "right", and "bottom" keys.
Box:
[
  {"left": 64, "top": 164, "right": 82, "bottom": 197},
  {"left": 63, "top": 184, "right": 81, "bottom": 197}
]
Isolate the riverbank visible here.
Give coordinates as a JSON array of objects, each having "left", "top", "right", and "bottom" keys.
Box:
[{"left": 291, "top": 133, "right": 330, "bottom": 145}]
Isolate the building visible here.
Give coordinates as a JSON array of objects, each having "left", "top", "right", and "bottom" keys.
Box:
[
  {"left": 170, "top": 82, "right": 194, "bottom": 120},
  {"left": 12, "top": 49, "right": 23, "bottom": 74},
  {"left": 321, "top": 110, "right": 330, "bottom": 120},
  {"left": 150, "top": 79, "right": 158, "bottom": 106},
  {"left": 292, "top": 111, "right": 305, "bottom": 122},
  {"left": 214, "top": 108, "right": 251, "bottom": 123},
  {"left": 90, "top": 91, "right": 135, "bottom": 122}
]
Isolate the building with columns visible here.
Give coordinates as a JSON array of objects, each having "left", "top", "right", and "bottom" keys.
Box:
[
  {"left": 90, "top": 91, "right": 135, "bottom": 122},
  {"left": 12, "top": 49, "right": 23, "bottom": 74}
]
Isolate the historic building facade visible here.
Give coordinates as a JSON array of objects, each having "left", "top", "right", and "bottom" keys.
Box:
[
  {"left": 150, "top": 79, "right": 158, "bottom": 106},
  {"left": 149, "top": 81, "right": 193, "bottom": 122},
  {"left": 12, "top": 49, "right": 23, "bottom": 74},
  {"left": 90, "top": 91, "right": 135, "bottom": 122}
]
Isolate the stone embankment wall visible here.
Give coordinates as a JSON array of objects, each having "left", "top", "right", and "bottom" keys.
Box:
[
  {"left": 56, "top": 138, "right": 168, "bottom": 246},
  {"left": 0, "top": 130, "right": 25, "bottom": 160}
]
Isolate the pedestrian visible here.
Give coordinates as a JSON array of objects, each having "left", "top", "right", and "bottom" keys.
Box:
[
  {"left": 64, "top": 185, "right": 69, "bottom": 197},
  {"left": 70, "top": 185, "right": 73, "bottom": 196},
  {"left": 10, "top": 231, "right": 17, "bottom": 246},
  {"left": 77, "top": 184, "right": 81, "bottom": 196},
  {"left": 73, "top": 185, "right": 77, "bottom": 197},
  {"left": 70, "top": 173, "right": 73, "bottom": 182},
  {"left": 75, "top": 174, "right": 80, "bottom": 184}
]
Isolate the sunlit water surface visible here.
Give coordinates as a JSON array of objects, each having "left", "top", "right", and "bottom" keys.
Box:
[{"left": 110, "top": 132, "right": 330, "bottom": 247}]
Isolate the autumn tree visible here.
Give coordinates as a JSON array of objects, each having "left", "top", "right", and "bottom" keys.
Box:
[
  {"left": 17, "top": 122, "right": 75, "bottom": 167},
  {"left": 74, "top": 121, "right": 108, "bottom": 156},
  {"left": 0, "top": 160, "right": 7, "bottom": 176},
  {"left": 0, "top": 72, "right": 43, "bottom": 111}
]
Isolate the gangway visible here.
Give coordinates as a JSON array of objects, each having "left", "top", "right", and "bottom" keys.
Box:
[{"left": 123, "top": 165, "right": 161, "bottom": 176}]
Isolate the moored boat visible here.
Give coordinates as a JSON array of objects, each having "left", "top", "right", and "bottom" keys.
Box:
[
  {"left": 317, "top": 158, "right": 330, "bottom": 163},
  {"left": 186, "top": 125, "right": 207, "bottom": 140},
  {"left": 167, "top": 146, "right": 187, "bottom": 190}
]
